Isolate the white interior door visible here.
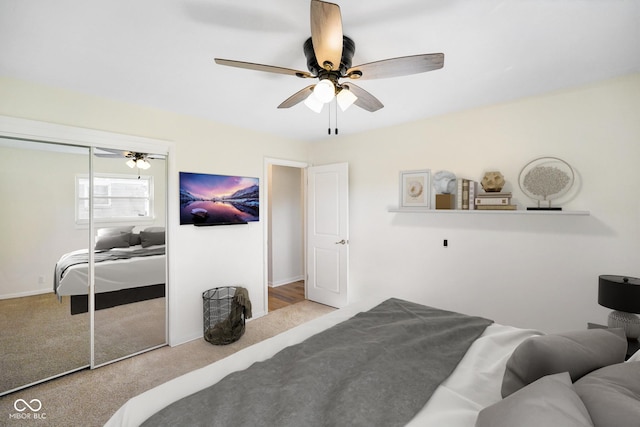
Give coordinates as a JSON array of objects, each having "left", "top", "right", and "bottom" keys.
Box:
[{"left": 307, "top": 162, "right": 349, "bottom": 308}]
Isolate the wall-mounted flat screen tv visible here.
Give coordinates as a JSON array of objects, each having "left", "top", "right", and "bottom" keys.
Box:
[{"left": 179, "top": 172, "right": 259, "bottom": 226}]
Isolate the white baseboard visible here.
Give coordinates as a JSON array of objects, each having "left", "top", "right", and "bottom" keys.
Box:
[
  {"left": 169, "top": 310, "right": 267, "bottom": 347},
  {"left": 268, "top": 275, "right": 304, "bottom": 288},
  {"left": 0, "top": 288, "right": 52, "bottom": 300}
]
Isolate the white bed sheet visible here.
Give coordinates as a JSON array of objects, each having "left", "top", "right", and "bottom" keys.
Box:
[
  {"left": 105, "top": 297, "right": 541, "bottom": 427},
  {"left": 55, "top": 246, "right": 166, "bottom": 296}
]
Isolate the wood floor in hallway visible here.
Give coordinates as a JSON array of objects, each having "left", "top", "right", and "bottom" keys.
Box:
[{"left": 268, "top": 280, "right": 305, "bottom": 312}]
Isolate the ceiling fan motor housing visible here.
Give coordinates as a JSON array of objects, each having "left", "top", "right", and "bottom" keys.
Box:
[{"left": 303, "top": 36, "right": 355, "bottom": 78}]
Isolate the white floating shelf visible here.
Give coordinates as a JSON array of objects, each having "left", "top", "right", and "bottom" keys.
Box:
[{"left": 388, "top": 208, "right": 590, "bottom": 216}]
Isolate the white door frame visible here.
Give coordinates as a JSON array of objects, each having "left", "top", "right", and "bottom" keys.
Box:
[{"left": 263, "top": 157, "right": 309, "bottom": 313}]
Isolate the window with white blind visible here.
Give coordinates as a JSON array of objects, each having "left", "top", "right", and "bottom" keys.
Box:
[{"left": 76, "top": 174, "right": 154, "bottom": 224}]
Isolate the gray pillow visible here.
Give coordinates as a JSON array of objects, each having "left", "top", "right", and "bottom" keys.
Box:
[
  {"left": 144, "top": 226, "right": 165, "bottom": 233},
  {"left": 140, "top": 230, "right": 165, "bottom": 248},
  {"left": 476, "top": 372, "right": 594, "bottom": 427},
  {"left": 129, "top": 233, "right": 142, "bottom": 246},
  {"left": 95, "top": 232, "right": 131, "bottom": 250},
  {"left": 574, "top": 361, "right": 640, "bottom": 427},
  {"left": 501, "top": 328, "right": 627, "bottom": 398},
  {"left": 97, "top": 226, "right": 135, "bottom": 236}
]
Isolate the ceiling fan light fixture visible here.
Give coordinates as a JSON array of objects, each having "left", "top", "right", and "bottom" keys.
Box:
[
  {"left": 134, "top": 157, "right": 151, "bottom": 170},
  {"left": 313, "top": 79, "right": 335, "bottom": 103},
  {"left": 126, "top": 158, "right": 137, "bottom": 168},
  {"left": 337, "top": 87, "right": 357, "bottom": 111},
  {"left": 304, "top": 92, "right": 324, "bottom": 113}
]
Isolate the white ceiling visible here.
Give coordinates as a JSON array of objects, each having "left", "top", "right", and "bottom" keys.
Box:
[{"left": 1, "top": 1, "right": 638, "bottom": 142}]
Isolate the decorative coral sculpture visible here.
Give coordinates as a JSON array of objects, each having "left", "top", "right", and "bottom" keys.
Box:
[
  {"left": 518, "top": 157, "right": 575, "bottom": 209},
  {"left": 522, "top": 166, "right": 570, "bottom": 201}
]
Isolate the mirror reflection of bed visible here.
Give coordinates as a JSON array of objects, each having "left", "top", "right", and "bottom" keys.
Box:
[
  {"left": 54, "top": 224, "right": 167, "bottom": 365},
  {"left": 0, "top": 138, "right": 168, "bottom": 395}
]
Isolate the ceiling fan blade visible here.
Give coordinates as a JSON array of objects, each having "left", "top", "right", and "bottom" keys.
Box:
[
  {"left": 278, "top": 85, "right": 316, "bottom": 109},
  {"left": 215, "top": 58, "right": 313, "bottom": 78},
  {"left": 346, "top": 53, "right": 444, "bottom": 80},
  {"left": 93, "top": 153, "right": 124, "bottom": 158},
  {"left": 93, "top": 148, "right": 130, "bottom": 158},
  {"left": 310, "top": 0, "right": 343, "bottom": 71},
  {"left": 94, "top": 148, "right": 165, "bottom": 159},
  {"left": 341, "top": 83, "right": 384, "bottom": 112}
]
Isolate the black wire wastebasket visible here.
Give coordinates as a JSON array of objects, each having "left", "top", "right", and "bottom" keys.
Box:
[{"left": 202, "top": 286, "right": 247, "bottom": 345}]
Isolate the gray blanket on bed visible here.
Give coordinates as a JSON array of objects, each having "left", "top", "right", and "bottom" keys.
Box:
[{"left": 142, "top": 298, "right": 492, "bottom": 427}]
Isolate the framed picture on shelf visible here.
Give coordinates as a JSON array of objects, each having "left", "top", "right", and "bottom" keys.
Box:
[{"left": 399, "top": 169, "right": 431, "bottom": 208}]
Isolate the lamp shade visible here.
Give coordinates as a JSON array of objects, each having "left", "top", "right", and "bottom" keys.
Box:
[
  {"left": 135, "top": 158, "right": 149, "bottom": 170},
  {"left": 337, "top": 88, "right": 357, "bottom": 111},
  {"left": 313, "top": 79, "right": 335, "bottom": 103},
  {"left": 598, "top": 275, "right": 640, "bottom": 314},
  {"left": 304, "top": 93, "right": 324, "bottom": 113}
]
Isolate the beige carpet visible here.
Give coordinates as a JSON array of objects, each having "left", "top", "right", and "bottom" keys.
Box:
[
  {"left": 0, "top": 293, "right": 166, "bottom": 393},
  {"left": 0, "top": 293, "right": 90, "bottom": 393},
  {"left": 0, "top": 300, "right": 334, "bottom": 426}
]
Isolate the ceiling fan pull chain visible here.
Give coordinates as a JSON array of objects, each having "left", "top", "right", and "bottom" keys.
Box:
[
  {"left": 335, "top": 98, "right": 338, "bottom": 135},
  {"left": 327, "top": 102, "right": 331, "bottom": 134}
]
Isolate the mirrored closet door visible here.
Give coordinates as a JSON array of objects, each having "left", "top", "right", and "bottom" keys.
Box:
[
  {"left": 0, "top": 138, "right": 91, "bottom": 395},
  {"left": 0, "top": 128, "right": 168, "bottom": 396},
  {"left": 92, "top": 147, "right": 167, "bottom": 366}
]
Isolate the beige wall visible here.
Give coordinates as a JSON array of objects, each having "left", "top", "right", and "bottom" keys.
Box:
[
  {"left": 309, "top": 73, "right": 640, "bottom": 333},
  {"left": 1, "top": 73, "right": 638, "bottom": 341},
  {"left": 0, "top": 145, "right": 88, "bottom": 297}
]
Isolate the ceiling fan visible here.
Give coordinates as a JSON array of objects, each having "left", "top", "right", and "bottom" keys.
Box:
[
  {"left": 94, "top": 148, "right": 165, "bottom": 170},
  {"left": 214, "top": 0, "right": 444, "bottom": 113}
]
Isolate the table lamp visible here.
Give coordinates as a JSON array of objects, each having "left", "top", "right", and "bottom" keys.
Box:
[{"left": 598, "top": 275, "right": 640, "bottom": 340}]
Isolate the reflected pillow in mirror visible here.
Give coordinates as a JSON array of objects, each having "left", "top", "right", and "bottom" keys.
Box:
[
  {"left": 129, "top": 233, "right": 141, "bottom": 246},
  {"left": 140, "top": 231, "right": 165, "bottom": 248},
  {"left": 97, "top": 226, "right": 135, "bottom": 237},
  {"left": 95, "top": 232, "right": 131, "bottom": 250}
]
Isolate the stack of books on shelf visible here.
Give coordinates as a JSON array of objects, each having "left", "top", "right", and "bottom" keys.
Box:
[
  {"left": 456, "top": 178, "right": 478, "bottom": 210},
  {"left": 474, "top": 192, "right": 517, "bottom": 210}
]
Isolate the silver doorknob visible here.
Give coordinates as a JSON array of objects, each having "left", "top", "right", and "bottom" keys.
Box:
[{"left": 335, "top": 239, "right": 347, "bottom": 245}]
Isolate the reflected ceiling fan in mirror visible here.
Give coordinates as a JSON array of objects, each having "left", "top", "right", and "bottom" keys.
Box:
[
  {"left": 124, "top": 152, "right": 151, "bottom": 170},
  {"left": 214, "top": 0, "right": 444, "bottom": 114},
  {"left": 94, "top": 148, "right": 166, "bottom": 171}
]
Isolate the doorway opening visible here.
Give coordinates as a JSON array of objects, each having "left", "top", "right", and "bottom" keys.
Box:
[{"left": 265, "top": 159, "right": 307, "bottom": 313}]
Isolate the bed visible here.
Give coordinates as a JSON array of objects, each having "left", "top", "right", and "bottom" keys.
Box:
[
  {"left": 105, "top": 297, "right": 640, "bottom": 427},
  {"left": 54, "top": 227, "right": 166, "bottom": 314}
]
